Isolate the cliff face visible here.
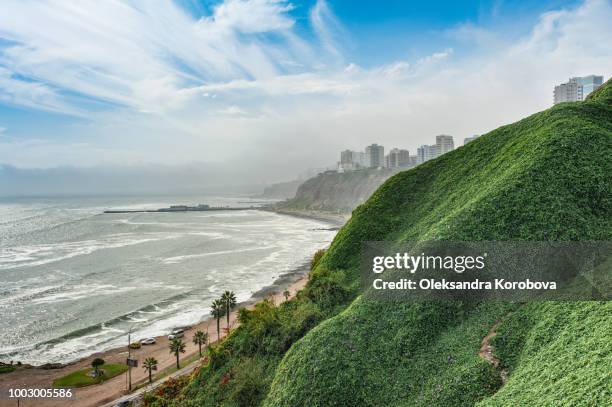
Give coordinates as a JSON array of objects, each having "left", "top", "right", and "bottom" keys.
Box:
[
  {"left": 278, "top": 169, "right": 396, "bottom": 213},
  {"left": 256, "top": 179, "right": 302, "bottom": 199}
]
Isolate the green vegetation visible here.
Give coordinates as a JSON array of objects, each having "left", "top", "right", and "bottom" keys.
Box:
[
  {"left": 221, "top": 290, "right": 238, "bottom": 330},
  {"left": 53, "top": 363, "right": 128, "bottom": 388},
  {"left": 91, "top": 358, "right": 104, "bottom": 377},
  {"left": 143, "top": 357, "right": 159, "bottom": 384},
  {"left": 193, "top": 330, "right": 208, "bottom": 357},
  {"left": 150, "top": 79, "right": 612, "bottom": 406},
  {"left": 169, "top": 338, "right": 186, "bottom": 370},
  {"left": 0, "top": 364, "right": 16, "bottom": 374},
  {"left": 211, "top": 298, "right": 226, "bottom": 341},
  {"left": 477, "top": 301, "right": 612, "bottom": 406}
]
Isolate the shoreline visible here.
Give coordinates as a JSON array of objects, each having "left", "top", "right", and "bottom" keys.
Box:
[
  {"left": 4, "top": 261, "right": 312, "bottom": 369},
  {"left": 3, "top": 209, "right": 343, "bottom": 371},
  {"left": 0, "top": 267, "right": 314, "bottom": 407},
  {"left": 0, "top": 210, "right": 344, "bottom": 407},
  {"left": 260, "top": 206, "right": 350, "bottom": 228}
]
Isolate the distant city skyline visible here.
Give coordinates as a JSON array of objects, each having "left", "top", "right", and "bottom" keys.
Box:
[{"left": 338, "top": 134, "right": 458, "bottom": 172}]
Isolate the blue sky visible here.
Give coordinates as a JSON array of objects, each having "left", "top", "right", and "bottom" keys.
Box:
[{"left": 0, "top": 0, "right": 610, "bottom": 185}]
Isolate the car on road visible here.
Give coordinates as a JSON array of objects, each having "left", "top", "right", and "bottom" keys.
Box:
[
  {"left": 140, "top": 337, "right": 156, "bottom": 345},
  {"left": 114, "top": 401, "right": 130, "bottom": 407},
  {"left": 168, "top": 328, "right": 184, "bottom": 340}
]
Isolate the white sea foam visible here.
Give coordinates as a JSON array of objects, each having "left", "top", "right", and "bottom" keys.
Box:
[
  {"left": 161, "top": 246, "right": 277, "bottom": 264},
  {"left": 0, "top": 233, "right": 183, "bottom": 270}
]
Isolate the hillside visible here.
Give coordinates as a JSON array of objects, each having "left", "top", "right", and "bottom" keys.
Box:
[
  {"left": 265, "top": 80, "right": 612, "bottom": 406},
  {"left": 277, "top": 169, "right": 395, "bottom": 213},
  {"left": 146, "top": 79, "right": 611, "bottom": 407}
]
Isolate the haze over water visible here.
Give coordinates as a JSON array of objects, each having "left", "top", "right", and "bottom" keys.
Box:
[{"left": 0, "top": 196, "right": 335, "bottom": 365}]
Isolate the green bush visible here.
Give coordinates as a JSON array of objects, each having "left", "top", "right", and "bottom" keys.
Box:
[
  {"left": 0, "top": 365, "right": 16, "bottom": 374},
  {"left": 53, "top": 363, "right": 128, "bottom": 388}
]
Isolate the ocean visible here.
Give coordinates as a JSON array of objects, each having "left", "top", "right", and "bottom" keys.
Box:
[{"left": 0, "top": 196, "right": 336, "bottom": 365}]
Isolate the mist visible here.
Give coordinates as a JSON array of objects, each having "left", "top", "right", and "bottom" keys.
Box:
[{"left": 0, "top": 164, "right": 271, "bottom": 198}]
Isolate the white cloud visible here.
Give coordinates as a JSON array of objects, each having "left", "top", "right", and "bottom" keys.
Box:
[
  {"left": 0, "top": 0, "right": 310, "bottom": 114},
  {"left": 0, "top": 0, "right": 611, "bottom": 185},
  {"left": 310, "top": 0, "right": 347, "bottom": 65},
  {"left": 208, "top": 0, "right": 295, "bottom": 33}
]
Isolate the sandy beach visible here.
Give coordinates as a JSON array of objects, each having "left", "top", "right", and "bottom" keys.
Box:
[{"left": 0, "top": 270, "right": 310, "bottom": 407}]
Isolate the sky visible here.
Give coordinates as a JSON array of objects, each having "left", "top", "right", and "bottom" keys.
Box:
[{"left": 0, "top": 0, "right": 611, "bottom": 194}]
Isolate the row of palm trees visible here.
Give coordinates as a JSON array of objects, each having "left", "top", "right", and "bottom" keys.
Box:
[
  {"left": 141, "top": 290, "right": 237, "bottom": 384},
  {"left": 210, "top": 290, "right": 237, "bottom": 340}
]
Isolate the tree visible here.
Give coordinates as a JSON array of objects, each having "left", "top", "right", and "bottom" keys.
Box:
[
  {"left": 210, "top": 299, "right": 225, "bottom": 341},
  {"left": 221, "top": 290, "right": 237, "bottom": 330},
  {"left": 193, "top": 330, "right": 208, "bottom": 357},
  {"left": 91, "top": 358, "right": 104, "bottom": 377},
  {"left": 143, "top": 357, "right": 158, "bottom": 384},
  {"left": 169, "top": 338, "right": 186, "bottom": 370},
  {"left": 283, "top": 289, "right": 290, "bottom": 301}
]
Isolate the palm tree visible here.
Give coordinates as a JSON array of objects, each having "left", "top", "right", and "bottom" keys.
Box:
[
  {"left": 169, "top": 338, "right": 186, "bottom": 370},
  {"left": 210, "top": 299, "right": 225, "bottom": 341},
  {"left": 221, "top": 290, "right": 237, "bottom": 330},
  {"left": 193, "top": 330, "right": 208, "bottom": 357},
  {"left": 142, "top": 357, "right": 158, "bottom": 384},
  {"left": 91, "top": 358, "right": 104, "bottom": 377}
]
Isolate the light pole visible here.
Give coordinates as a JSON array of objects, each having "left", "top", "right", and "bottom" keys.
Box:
[
  {"left": 126, "top": 325, "right": 136, "bottom": 392},
  {"left": 128, "top": 328, "right": 132, "bottom": 392}
]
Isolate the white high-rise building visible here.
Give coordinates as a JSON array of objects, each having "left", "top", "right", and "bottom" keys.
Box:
[
  {"left": 436, "top": 135, "right": 454, "bottom": 155},
  {"left": 386, "top": 148, "right": 410, "bottom": 168},
  {"left": 417, "top": 145, "right": 438, "bottom": 164},
  {"left": 339, "top": 150, "right": 367, "bottom": 171},
  {"left": 365, "top": 144, "right": 385, "bottom": 168},
  {"left": 554, "top": 75, "right": 604, "bottom": 104}
]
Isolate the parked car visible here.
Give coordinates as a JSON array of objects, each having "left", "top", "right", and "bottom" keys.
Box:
[
  {"left": 128, "top": 342, "right": 141, "bottom": 350},
  {"left": 168, "top": 328, "right": 184, "bottom": 340},
  {"left": 140, "top": 337, "right": 156, "bottom": 345}
]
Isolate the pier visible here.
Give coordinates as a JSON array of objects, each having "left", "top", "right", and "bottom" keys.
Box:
[{"left": 103, "top": 204, "right": 259, "bottom": 214}]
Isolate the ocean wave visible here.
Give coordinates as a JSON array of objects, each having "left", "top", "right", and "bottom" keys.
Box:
[
  {"left": 0, "top": 233, "right": 182, "bottom": 270},
  {"left": 161, "top": 245, "right": 276, "bottom": 264}
]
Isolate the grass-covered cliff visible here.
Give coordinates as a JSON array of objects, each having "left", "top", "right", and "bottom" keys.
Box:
[{"left": 147, "top": 79, "right": 611, "bottom": 407}]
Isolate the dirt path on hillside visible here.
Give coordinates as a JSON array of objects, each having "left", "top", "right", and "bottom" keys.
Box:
[{"left": 479, "top": 321, "right": 509, "bottom": 384}]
